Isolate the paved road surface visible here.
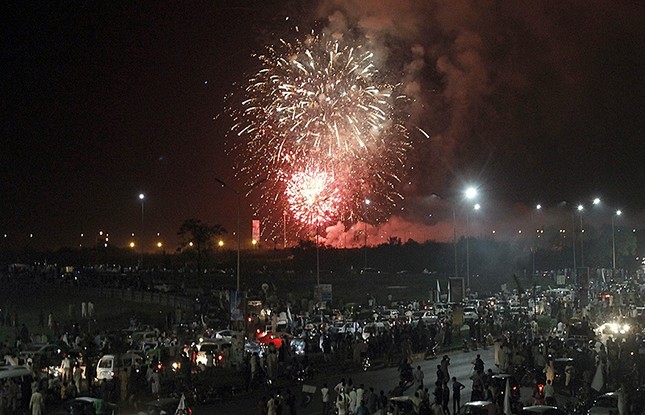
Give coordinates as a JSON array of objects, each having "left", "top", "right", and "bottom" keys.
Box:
[{"left": 195, "top": 346, "right": 496, "bottom": 415}]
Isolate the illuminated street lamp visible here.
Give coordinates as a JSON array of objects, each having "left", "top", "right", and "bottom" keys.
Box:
[{"left": 612, "top": 210, "right": 622, "bottom": 271}]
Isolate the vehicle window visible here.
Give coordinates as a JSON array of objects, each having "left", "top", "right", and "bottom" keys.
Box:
[
  {"left": 200, "top": 344, "right": 218, "bottom": 353},
  {"left": 594, "top": 397, "right": 617, "bottom": 407},
  {"left": 98, "top": 360, "right": 112, "bottom": 369}
]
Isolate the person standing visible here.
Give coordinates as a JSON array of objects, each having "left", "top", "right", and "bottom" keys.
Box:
[
  {"left": 440, "top": 356, "right": 450, "bottom": 381},
  {"left": 543, "top": 379, "right": 556, "bottom": 406},
  {"left": 150, "top": 369, "right": 160, "bottom": 398},
  {"left": 320, "top": 383, "right": 330, "bottom": 415},
  {"left": 267, "top": 395, "right": 276, "bottom": 415},
  {"left": 60, "top": 354, "right": 72, "bottom": 383},
  {"left": 335, "top": 393, "right": 349, "bottom": 415},
  {"left": 451, "top": 377, "right": 464, "bottom": 414},
  {"left": 29, "top": 389, "right": 44, "bottom": 415},
  {"left": 414, "top": 366, "right": 425, "bottom": 390},
  {"left": 441, "top": 382, "right": 450, "bottom": 415}
]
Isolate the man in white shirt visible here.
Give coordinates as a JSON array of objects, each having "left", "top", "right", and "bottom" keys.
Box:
[{"left": 321, "top": 383, "right": 330, "bottom": 415}]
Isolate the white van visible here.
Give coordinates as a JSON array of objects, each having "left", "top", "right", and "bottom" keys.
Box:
[
  {"left": 0, "top": 365, "right": 33, "bottom": 383},
  {"left": 96, "top": 352, "right": 144, "bottom": 380}
]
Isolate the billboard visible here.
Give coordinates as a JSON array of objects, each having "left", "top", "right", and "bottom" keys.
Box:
[{"left": 252, "top": 219, "right": 260, "bottom": 243}]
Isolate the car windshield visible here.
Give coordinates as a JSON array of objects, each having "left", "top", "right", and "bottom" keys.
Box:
[
  {"left": 594, "top": 397, "right": 617, "bottom": 407},
  {"left": 98, "top": 359, "right": 112, "bottom": 369},
  {"left": 199, "top": 344, "right": 218, "bottom": 353}
]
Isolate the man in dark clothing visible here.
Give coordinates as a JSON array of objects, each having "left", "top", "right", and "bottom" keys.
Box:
[
  {"left": 452, "top": 377, "right": 465, "bottom": 414},
  {"left": 442, "top": 382, "right": 450, "bottom": 415},
  {"left": 436, "top": 365, "right": 444, "bottom": 384},
  {"left": 474, "top": 354, "right": 484, "bottom": 374}
]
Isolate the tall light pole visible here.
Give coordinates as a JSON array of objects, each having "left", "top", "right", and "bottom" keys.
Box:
[
  {"left": 612, "top": 209, "right": 622, "bottom": 271},
  {"left": 532, "top": 204, "right": 542, "bottom": 276},
  {"left": 466, "top": 202, "right": 480, "bottom": 289},
  {"left": 364, "top": 199, "right": 370, "bottom": 269},
  {"left": 139, "top": 193, "right": 145, "bottom": 266},
  {"left": 464, "top": 187, "right": 478, "bottom": 290},
  {"left": 453, "top": 207, "right": 458, "bottom": 278},
  {"left": 216, "top": 178, "right": 241, "bottom": 292},
  {"left": 578, "top": 204, "right": 585, "bottom": 270},
  {"left": 215, "top": 178, "right": 265, "bottom": 292}
]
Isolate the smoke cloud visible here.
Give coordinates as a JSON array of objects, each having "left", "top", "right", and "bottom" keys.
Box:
[{"left": 309, "top": 0, "right": 644, "bottom": 245}]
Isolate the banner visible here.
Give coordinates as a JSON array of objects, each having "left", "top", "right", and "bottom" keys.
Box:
[
  {"left": 230, "top": 290, "right": 246, "bottom": 321},
  {"left": 315, "top": 284, "right": 333, "bottom": 302}
]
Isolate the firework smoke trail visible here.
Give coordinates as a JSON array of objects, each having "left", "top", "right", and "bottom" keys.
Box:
[{"left": 228, "top": 28, "right": 411, "bottom": 236}]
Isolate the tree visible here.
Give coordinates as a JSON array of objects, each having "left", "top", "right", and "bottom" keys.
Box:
[{"left": 177, "top": 219, "right": 226, "bottom": 271}]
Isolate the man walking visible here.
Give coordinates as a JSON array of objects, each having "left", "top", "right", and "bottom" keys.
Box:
[{"left": 414, "top": 366, "right": 425, "bottom": 390}]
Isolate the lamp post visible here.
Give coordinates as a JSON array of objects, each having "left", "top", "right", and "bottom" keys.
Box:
[
  {"left": 466, "top": 202, "right": 480, "bottom": 289},
  {"left": 464, "top": 187, "right": 478, "bottom": 290},
  {"left": 364, "top": 199, "right": 371, "bottom": 269},
  {"left": 215, "top": 178, "right": 265, "bottom": 292},
  {"left": 612, "top": 209, "right": 622, "bottom": 271},
  {"left": 138, "top": 193, "right": 145, "bottom": 266},
  {"left": 216, "top": 178, "right": 241, "bottom": 292},
  {"left": 532, "top": 204, "right": 542, "bottom": 276}
]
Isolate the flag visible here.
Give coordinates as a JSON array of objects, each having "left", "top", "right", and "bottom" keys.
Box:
[
  {"left": 175, "top": 393, "right": 188, "bottom": 415},
  {"left": 591, "top": 362, "right": 604, "bottom": 392},
  {"left": 503, "top": 377, "right": 512, "bottom": 415}
]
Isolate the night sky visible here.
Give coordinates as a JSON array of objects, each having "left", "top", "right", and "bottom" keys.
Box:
[{"left": 1, "top": 1, "right": 643, "bottom": 251}]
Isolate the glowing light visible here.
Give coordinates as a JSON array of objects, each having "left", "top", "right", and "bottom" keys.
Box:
[
  {"left": 218, "top": 240, "right": 224, "bottom": 247},
  {"left": 129, "top": 242, "right": 135, "bottom": 248},
  {"left": 465, "top": 187, "right": 478, "bottom": 200},
  {"left": 285, "top": 165, "right": 342, "bottom": 226}
]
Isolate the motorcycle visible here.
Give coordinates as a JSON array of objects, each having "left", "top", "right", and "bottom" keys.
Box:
[
  {"left": 361, "top": 355, "right": 371, "bottom": 371},
  {"left": 424, "top": 342, "right": 439, "bottom": 359}
]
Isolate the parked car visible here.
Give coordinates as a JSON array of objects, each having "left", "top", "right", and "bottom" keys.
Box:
[
  {"left": 138, "top": 397, "right": 190, "bottom": 415},
  {"left": 521, "top": 405, "right": 566, "bottom": 415},
  {"left": 51, "top": 397, "right": 118, "bottom": 415},
  {"left": 587, "top": 392, "right": 619, "bottom": 415},
  {"left": 410, "top": 311, "right": 438, "bottom": 325},
  {"left": 463, "top": 306, "right": 478, "bottom": 321},
  {"left": 457, "top": 401, "right": 498, "bottom": 415}
]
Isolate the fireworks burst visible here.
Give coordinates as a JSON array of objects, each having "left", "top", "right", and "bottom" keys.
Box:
[
  {"left": 228, "top": 28, "right": 411, "bottom": 237},
  {"left": 285, "top": 165, "right": 341, "bottom": 226}
]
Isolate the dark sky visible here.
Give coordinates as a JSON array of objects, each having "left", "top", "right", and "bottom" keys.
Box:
[{"left": 1, "top": 1, "right": 643, "bottom": 250}]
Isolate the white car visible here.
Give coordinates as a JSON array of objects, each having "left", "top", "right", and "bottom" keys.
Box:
[
  {"left": 463, "top": 306, "right": 478, "bottom": 321},
  {"left": 410, "top": 311, "right": 438, "bottom": 325}
]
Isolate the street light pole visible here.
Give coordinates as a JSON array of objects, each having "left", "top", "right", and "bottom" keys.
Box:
[
  {"left": 364, "top": 199, "right": 370, "bottom": 269},
  {"left": 216, "top": 177, "right": 265, "bottom": 292},
  {"left": 139, "top": 193, "right": 145, "bottom": 266},
  {"left": 571, "top": 210, "right": 577, "bottom": 284},
  {"left": 531, "top": 204, "right": 542, "bottom": 277},
  {"left": 464, "top": 187, "right": 478, "bottom": 290},
  {"left": 612, "top": 210, "right": 622, "bottom": 271},
  {"left": 453, "top": 207, "right": 458, "bottom": 278}
]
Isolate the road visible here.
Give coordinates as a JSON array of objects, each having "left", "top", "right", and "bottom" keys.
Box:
[{"left": 196, "top": 347, "right": 496, "bottom": 415}]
